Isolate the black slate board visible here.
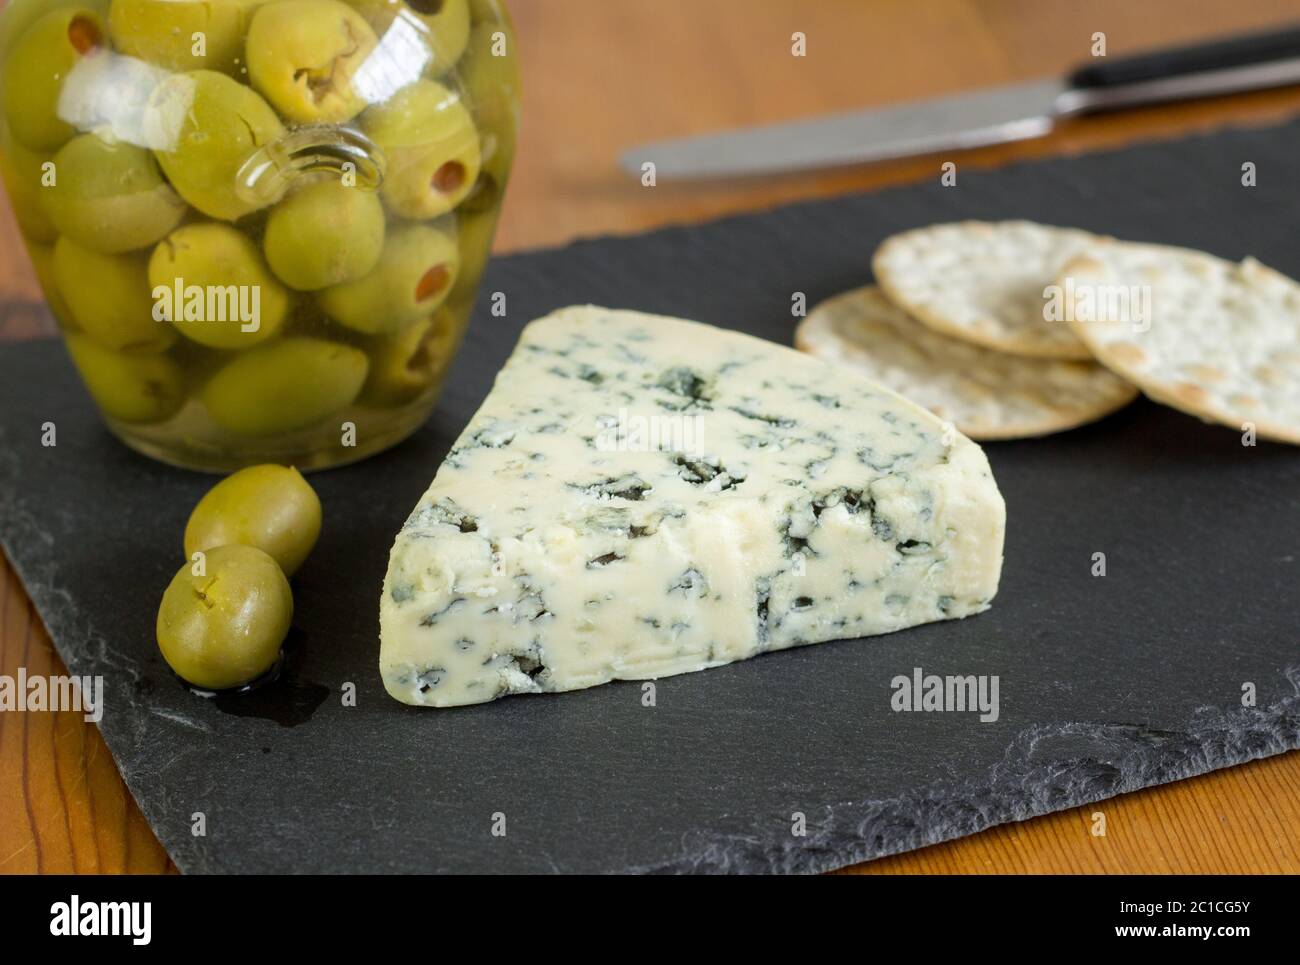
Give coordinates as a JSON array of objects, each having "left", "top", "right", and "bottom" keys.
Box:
[{"left": 3, "top": 120, "right": 1300, "bottom": 874}]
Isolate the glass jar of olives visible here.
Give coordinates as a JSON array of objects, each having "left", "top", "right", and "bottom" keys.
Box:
[{"left": 0, "top": 0, "right": 518, "bottom": 471}]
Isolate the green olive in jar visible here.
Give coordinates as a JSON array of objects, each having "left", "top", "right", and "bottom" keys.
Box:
[
  {"left": 361, "top": 79, "right": 480, "bottom": 219},
  {"left": 263, "top": 179, "right": 386, "bottom": 291},
  {"left": 360, "top": 309, "right": 458, "bottom": 406},
  {"left": 148, "top": 222, "right": 291, "bottom": 349},
  {"left": 317, "top": 222, "right": 459, "bottom": 334},
  {"left": 156, "top": 544, "right": 293, "bottom": 690},
  {"left": 2, "top": 7, "right": 105, "bottom": 152},
  {"left": 54, "top": 237, "right": 176, "bottom": 352},
  {"left": 201, "top": 337, "right": 369, "bottom": 436},
  {"left": 42, "top": 134, "right": 187, "bottom": 254},
  {"left": 344, "top": 0, "right": 469, "bottom": 75},
  {"left": 448, "top": 206, "right": 498, "bottom": 301},
  {"left": 0, "top": 0, "right": 104, "bottom": 63},
  {"left": 246, "top": 0, "right": 379, "bottom": 124},
  {"left": 184, "top": 464, "right": 321, "bottom": 576},
  {"left": 65, "top": 333, "right": 185, "bottom": 424},
  {"left": 457, "top": 20, "right": 518, "bottom": 213},
  {"left": 467, "top": 0, "right": 504, "bottom": 24},
  {"left": 0, "top": 138, "right": 57, "bottom": 243},
  {"left": 145, "top": 70, "right": 285, "bottom": 221},
  {"left": 108, "top": 0, "right": 269, "bottom": 75},
  {"left": 28, "top": 243, "right": 76, "bottom": 327}
]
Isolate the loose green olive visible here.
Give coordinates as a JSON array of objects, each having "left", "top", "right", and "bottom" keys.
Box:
[
  {"left": 263, "top": 179, "right": 385, "bottom": 291},
  {"left": 148, "top": 222, "right": 291, "bottom": 349},
  {"left": 156, "top": 544, "right": 293, "bottom": 690},
  {"left": 2, "top": 8, "right": 105, "bottom": 152},
  {"left": 317, "top": 222, "right": 459, "bottom": 334},
  {"left": 345, "top": 0, "right": 469, "bottom": 74},
  {"left": 246, "top": 0, "right": 379, "bottom": 124},
  {"left": 65, "top": 333, "right": 185, "bottom": 424},
  {"left": 184, "top": 464, "right": 322, "bottom": 576},
  {"left": 201, "top": 336, "right": 369, "bottom": 435},
  {"left": 42, "top": 134, "right": 186, "bottom": 254},
  {"left": 360, "top": 308, "right": 459, "bottom": 405},
  {"left": 145, "top": 70, "right": 285, "bottom": 221},
  {"left": 54, "top": 237, "right": 177, "bottom": 352},
  {"left": 361, "top": 79, "right": 480, "bottom": 219},
  {"left": 108, "top": 0, "right": 269, "bottom": 75},
  {"left": 458, "top": 21, "right": 517, "bottom": 213},
  {"left": 0, "top": 138, "right": 57, "bottom": 243}
]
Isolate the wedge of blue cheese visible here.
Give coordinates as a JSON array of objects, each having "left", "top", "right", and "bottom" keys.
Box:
[{"left": 380, "top": 306, "right": 1006, "bottom": 707}]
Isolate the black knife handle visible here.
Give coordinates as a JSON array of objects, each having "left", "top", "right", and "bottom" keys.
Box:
[{"left": 1070, "top": 23, "right": 1300, "bottom": 89}]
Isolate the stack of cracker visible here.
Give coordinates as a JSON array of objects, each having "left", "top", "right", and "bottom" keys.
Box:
[{"left": 796, "top": 220, "right": 1300, "bottom": 444}]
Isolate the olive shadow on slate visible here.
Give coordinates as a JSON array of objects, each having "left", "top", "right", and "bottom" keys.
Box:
[{"left": 2, "top": 119, "right": 1300, "bottom": 874}]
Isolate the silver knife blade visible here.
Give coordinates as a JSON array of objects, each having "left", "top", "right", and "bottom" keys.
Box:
[{"left": 620, "top": 78, "right": 1067, "bottom": 179}]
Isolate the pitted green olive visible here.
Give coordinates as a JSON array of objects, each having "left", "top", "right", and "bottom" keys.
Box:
[
  {"left": 458, "top": 21, "right": 517, "bottom": 213},
  {"left": 345, "top": 0, "right": 469, "bottom": 74},
  {"left": 184, "top": 464, "right": 321, "bottom": 576},
  {"left": 65, "top": 333, "right": 185, "bottom": 424},
  {"left": 246, "top": 0, "right": 379, "bottom": 124},
  {"left": 156, "top": 544, "right": 293, "bottom": 690},
  {"left": 201, "top": 337, "right": 369, "bottom": 435},
  {"left": 0, "top": 138, "right": 57, "bottom": 243},
  {"left": 149, "top": 222, "right": 290, "bottom": 349},
  {"left": 361, "top": 79, "right": 480, "bottom": 219},
  {"left": 2, "top": 7, "right": 105, "bottom": 152},
  {"left": 108, "top": 0, "right": 269, "bottom": 75},
  {"left": 0, "top": 0, "right": 107, "bottom": 64},
  {"left": 263, "top": 179, "right": 385, "bottom": 291},
  {"left": 54, "top": 237, "right": 176, "bottom": 352},
  {"left": 317, "top": 222, "right": 459, "bottom": 334},
  {"left": 360, "top": 309, "right": 458, "bottom": 405},
  {"left": 42, "top": 134, "right": 186, "bottom": 254},
  {"left": 28, "top": 243, "right": 76, "bottom": 328},
  {"left": 448, "top": 206, "right": 498, "bottom": 301},
  {"left": 146, "top": 70, "right": 285, "bottom": 221},
  {"left": 467, "top": 0, "right": 505, "bottom": 24}
]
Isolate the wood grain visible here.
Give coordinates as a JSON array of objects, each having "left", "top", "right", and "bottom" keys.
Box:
[
  {"left": 2, "top": 0, "right": 1299, "bottom": 875},
  {"left": 0, "top": 554, "right": 174, "bottom": 873}
]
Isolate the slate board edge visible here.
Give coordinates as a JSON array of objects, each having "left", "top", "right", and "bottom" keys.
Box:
[
  {"left": 0, "top": 437, "right": 199, "bottom": 874},
  {"left": 725, "top": 673, "right": 1300, "bottom": 875}
]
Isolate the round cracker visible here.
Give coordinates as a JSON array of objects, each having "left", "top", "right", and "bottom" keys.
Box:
[
  {"left": 873, "top": 220, "right": 1099, "bottom": 360},
  {"left": 796, "top": 285, "right": 1138, "bottom": 440},
  {"left": 1060, "top": 240, "right": 1300, "bottom": 445}
]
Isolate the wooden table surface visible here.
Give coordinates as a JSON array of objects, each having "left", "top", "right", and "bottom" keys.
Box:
[{"left": 2, "top": 0, "right": 1299, "bottom": 874}]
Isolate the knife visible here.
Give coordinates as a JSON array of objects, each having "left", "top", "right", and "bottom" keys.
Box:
[{"left": 620, "top": 24, "right": 1300, "bottom": 179}]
